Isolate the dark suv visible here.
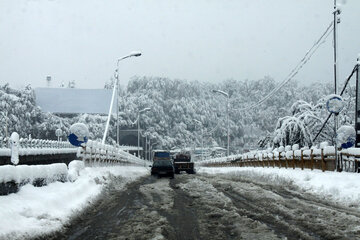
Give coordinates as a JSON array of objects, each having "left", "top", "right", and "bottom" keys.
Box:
[{"left": 150, "top": 160, "right": 175, "bottom": 178}]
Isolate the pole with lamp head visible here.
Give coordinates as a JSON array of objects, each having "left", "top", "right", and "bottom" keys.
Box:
[
  {"left": 212, "top": 89, "right": 230, "bottom": 157},
  {"left": 137, "top": 107, "right": 151, "bottom": 158},
  {"left": 193, "top": 119, "right": 204, "bottom": 161},
  {"left": 102, "top": 51, "right": 141, "bottom": 145}
]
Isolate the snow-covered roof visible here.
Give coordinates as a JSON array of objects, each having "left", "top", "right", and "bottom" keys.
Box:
[{"left": 35, "top": 88, "right": 113, "bottom": 114}]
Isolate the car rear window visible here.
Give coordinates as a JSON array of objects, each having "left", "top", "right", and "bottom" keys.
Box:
[{"left": 154, "top": 152, "right": 170, "bottom": 158}]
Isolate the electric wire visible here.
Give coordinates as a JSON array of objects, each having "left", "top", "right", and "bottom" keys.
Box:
[
  {"left": 236, "top": 21, "right": 334, "bottom": 111},
  {"left": 311, "top": 64, "right": 359, "bottom": 144}
]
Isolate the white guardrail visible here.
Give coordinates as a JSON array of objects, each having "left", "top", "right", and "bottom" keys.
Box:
[
  {"left": 198, "top": 143, "right": 360, "bottom": 171},
  {"left": 77, "top": 140, "right": 150, "bottom": 166},
  {"left": 0, "top": 134, "right": 149, "bottom": 167},
  {"left": 0, "top": 137, "right": 76, "bottom": 157}
]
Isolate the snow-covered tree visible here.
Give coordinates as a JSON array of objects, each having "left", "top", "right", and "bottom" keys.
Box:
[{"left": 0, "top": 77, "right": 352, "bottom": 153}]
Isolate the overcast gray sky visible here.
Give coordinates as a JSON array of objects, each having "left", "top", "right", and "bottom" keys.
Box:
[{"left": 0, "top": 0, "right": 359, "bottom": 89}]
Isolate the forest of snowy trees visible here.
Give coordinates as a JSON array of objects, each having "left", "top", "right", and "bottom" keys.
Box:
[{"left": 0, "top": 76, "right": 355, "bottom": 153}]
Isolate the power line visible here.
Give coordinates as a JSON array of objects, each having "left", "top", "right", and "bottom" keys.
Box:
[
  {"left": 237, "top": 21, "right": 334, "bottom": 111},
  {"left": 311, "top": 64, "right": 358, "bottom": 145}
]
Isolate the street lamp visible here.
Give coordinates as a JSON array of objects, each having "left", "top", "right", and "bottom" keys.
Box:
[
  {"left": 137, "top": 107, "right": 151, "bottom": 158},
  {"left": 102, "top": 51, "right": 142, "bottom": 145},
  {"left": 193, "top": 119, "right": 204, "bottom": 161},
  {"left": 149, "top": 140, "right": 158, "bottom": 162},
  {"left": 212, "top": 89, "right": 230, "bottom": 157}
]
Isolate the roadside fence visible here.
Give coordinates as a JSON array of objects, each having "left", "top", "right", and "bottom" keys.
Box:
[
  {"left": 0, "top": 136, "right": 73, "bottom": 149},
  {"left": 199, "top": 144, "right": 360, "bottom": 173},
  {"left": 77, "top": 140, "right": 149, "bottom": 166}
]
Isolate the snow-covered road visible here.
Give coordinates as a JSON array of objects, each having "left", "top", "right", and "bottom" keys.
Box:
[
  {"left": 0, "top": 166, "right": 149, "bottom": 240},
  {"left": 38, "top": 170, "right": 360, "bottom": 240}
]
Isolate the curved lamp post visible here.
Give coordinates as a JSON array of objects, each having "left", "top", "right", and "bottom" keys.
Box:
[
  {"left": 212, "top": 89, "right": 230, "bottom": 157},
  {"left": 102, "top": 51, "right": 142, "bottom": 145}
]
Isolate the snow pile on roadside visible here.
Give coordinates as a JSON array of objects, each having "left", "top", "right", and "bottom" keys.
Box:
[
  {"left": 0, "top": 165, "right": 148, "bottom": 240},
  {"left": 199, "top": 167, "right": 360, "bottom": 207},
  {"left": 0, "top": 164, "right": 68, "bottom": 184},
  {"left": 67, "top": 160, "right": 85, "bottom": 182},
  {"left": 0, "top": 148, "right": 78, "bottom": 157}
]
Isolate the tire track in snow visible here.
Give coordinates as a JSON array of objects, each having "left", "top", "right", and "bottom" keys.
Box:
[
  {"left": 177, "top": 175, "right": 280, "bottom": 240},
  {"left": 226, "top": 175, "right": 360, "bottom": 219},
  {"left": 37, "top": 176, "right": 173, "bottom": 240},
  {"left": 35, "top": 172, "right": 360, "bottom": 240},
  {"left": 199, "top": 174, "right": 360, "bottom": 240}
]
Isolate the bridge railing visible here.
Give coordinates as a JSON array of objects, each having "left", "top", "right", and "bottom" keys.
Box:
[
  {"left": 0, "top": 132, "right": 148, "bottom": 167},
  {"left": 0, "top": 136, "right": 76, "bottom": 157},
  {"left": 1, "top": 136, "right": 73, "bottom": 148},
  {"left": 77, "top": 140, "right": 149, "bottom": 166},
  {"left": 198, "top": 144, "right": 360, "bottom": 173}
]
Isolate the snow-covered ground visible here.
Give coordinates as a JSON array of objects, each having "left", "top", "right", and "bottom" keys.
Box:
[
  {"left": 0, "top": 165, "right": 148, "bottom": 240},
  {"left": 2, "top": 165, "right": 360, "bottom": 239},
  {"left": 199, "top": 167, "right": 360, "bottom": 207}
]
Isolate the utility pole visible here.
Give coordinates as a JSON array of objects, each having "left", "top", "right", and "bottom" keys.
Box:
[
  {"left": 227, "top": 95, "right": 230, "bottom": 157},
  {"left": 211, "top": 89, "right": 230, "bottom": 157},
  {"left": 356, "top": 56, "right": 360, "bottom": 147},
  {"left": 333, "top": 0, "right": 339, "bottom": 94},
  {"left": 116, "top": 73, "right": 120, "bottom": 145},
  {"left": 145, "top": 135, "right": 148, "bottom": 161},
  {"left": 148, "top": 138, "right": 151, "bottom": 161},
  {"left": 137, "top": 108, "right": 151, "bottom": 158},
  {"left": 355, "top": 56, "right": 360, "bottom": 172},
  {"left": 193, "top": 119, "right": 204, "bottom": 161},
  {"left": 333, "top": 0, "right": 341, "bottom": 170},
  {"left": 137, "top": 115, "right": 140, "bottom": 158},
  {"left": 201, "top": 127, "right": 204, "bottom": 161}
]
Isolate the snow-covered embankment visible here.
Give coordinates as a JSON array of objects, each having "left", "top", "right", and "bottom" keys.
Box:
[
  {"left": 199, "top": 167, "right": 360, "bottom": 208},
  {"left": 0, "top": 164, "right": 148, "bottom": 240}
]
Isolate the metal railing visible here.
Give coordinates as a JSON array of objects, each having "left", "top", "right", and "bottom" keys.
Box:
[
  {"left": 199, "top": 145, "right": 360, "bottom": 173},
  {"left": 77, "top": 140, "right": 150, "bottom": 166},
  {"left": 0, "top": 136, "right": 73, "bottom": 149}
]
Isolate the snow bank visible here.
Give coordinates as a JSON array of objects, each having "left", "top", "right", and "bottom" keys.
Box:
[
  {"left": 342, "top": 147, "right": 360, "bottom": 156},
  {"left": 0, "top": 148, "right": 77, "bottom": 156},
  {"left": 324, "top": 146, "right": 335, "bottom": 155},
  {"left": 0, "top": 165, "right": 148, "bottom": 240},
  {"left": 0, "top": 149, "right": 10, "bottom": 156},
  {"left": 67, "top": 160, "right": 85, "bottom": 182},
  {"left": 0, "top": 164, "right": 68, "bottom": 184},
  {"left": 199, "top": 167, "right": 360, "bottom": 207}
]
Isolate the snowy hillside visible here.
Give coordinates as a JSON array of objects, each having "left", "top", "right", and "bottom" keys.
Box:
[{"left": 0, "top": 78, "right": 353, "bottom": 152}]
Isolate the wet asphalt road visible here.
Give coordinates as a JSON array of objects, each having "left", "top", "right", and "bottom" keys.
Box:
[{"left": 37, "top": 172, "right": 360, "bottom": 240}]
